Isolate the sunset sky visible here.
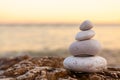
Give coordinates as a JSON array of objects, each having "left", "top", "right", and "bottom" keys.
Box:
[{"left": 0, "top": 0, "right": 120, "bottom": 24}]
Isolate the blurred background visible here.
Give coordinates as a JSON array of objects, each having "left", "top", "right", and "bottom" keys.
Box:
[{"left": 0, "top": 0, "right": 120, "bottom": 65}]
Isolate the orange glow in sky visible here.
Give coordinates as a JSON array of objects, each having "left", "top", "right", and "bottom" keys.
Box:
[{"left": 0, "top": 0, "right": 120, "bottom": 24}]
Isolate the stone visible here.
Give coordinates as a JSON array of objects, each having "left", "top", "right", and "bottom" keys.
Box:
[
  {"left": 80, "top": 20, "right": 93, "bottom": 31},
  {"left": 69, "top": 39, "right": 102, "bottom": 56},
  {"left": 75, "top": 30, "right": 95, "bottom": 41},
  {"left": 63, "top": 56, "right": 107, "bottom": 72}
]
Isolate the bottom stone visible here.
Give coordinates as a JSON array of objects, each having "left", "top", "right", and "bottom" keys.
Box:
[{"left": 63, "top": 56, "right": 107, "bottom": 72}]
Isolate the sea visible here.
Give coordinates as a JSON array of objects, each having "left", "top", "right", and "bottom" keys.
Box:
[{"left": 0, "top": 25, "right": 120, "bottom": 53}]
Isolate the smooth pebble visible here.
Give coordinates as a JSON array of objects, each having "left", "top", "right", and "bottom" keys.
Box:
[
  {"left": 63, "top": 56, "right": 107, "bottom": 72},
  {"left": 80, "top": 20, "right": 93, "bottom": 31},
  {"left": 75, "top": 30, "right": 95, "bottom": 41},
  {"left": 69, "top": 39, "right": 102, "bottom": 56}
]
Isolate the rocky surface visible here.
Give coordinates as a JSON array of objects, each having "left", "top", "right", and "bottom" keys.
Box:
[{"left": 0, "top": 55, "right": 119, "bottom": 80}]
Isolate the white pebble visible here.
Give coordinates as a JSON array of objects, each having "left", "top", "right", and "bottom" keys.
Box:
[
  {"left": 80, "top": 20, "right": 93, "bottom": 31},
  {"left": 63, "top": 56, "right": 107, "bottom": 72},
  {"left": 69, "top": 39, "right": 102, "bottom": 56},
  {"left": 75, "top": 30, "right": 95, "bottom": 41}
]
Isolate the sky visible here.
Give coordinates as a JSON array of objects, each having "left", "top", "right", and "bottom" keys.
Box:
[{"left": 0, "top": 0, "right": 120, "bottom": 24}]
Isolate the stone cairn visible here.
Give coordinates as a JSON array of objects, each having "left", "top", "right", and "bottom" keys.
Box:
[{"left": 63, "top": 20, "right": 107, "bottom": 72}]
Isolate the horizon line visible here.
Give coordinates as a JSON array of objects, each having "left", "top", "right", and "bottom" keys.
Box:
[{"left": 0, "top": 23, "right": 120, "bottom": 26}]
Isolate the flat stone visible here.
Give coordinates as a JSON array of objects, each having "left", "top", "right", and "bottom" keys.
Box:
[
  {"left": 69, "top": 39, "right": 102, "bottom": 56},
  {"left": 80, "top": 20, "right": 93, "bottom": 31},
  {"left": 63, "top": 56, "right": 107, "bottom": 72},
  {"left": 75, "top": 30, "right": 95, "bottom": 41}
]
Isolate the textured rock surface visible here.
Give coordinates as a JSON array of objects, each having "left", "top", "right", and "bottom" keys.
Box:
[
  {"left": 69, "top": 39, "right": 102, "bottom": 56},
  {"left": 63, "top": 56, "right": 107, "bottom": 72},
  {"left": 75, "top": 30, "right": 95, "bottom": 41},
  {"left": 0, "top": 55, "right": 119, "bottom": 80}
]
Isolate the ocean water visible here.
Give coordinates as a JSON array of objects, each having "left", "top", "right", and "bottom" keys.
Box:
[{"left": 0, "top": 25, "right": 120, "bottom": 53}]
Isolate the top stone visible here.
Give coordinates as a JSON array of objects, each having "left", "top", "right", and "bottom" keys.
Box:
[{"left": 80, "top": 20, "right": 93, "bottom": 31}]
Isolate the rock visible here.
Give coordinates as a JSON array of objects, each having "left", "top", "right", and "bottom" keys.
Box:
[
  {"left": 63, "top": 56, "right": 107, "bottom": 72},
  {"left": 75, "top": 30, "right": 95, "bottom": 41},
  {"left": 69, "top": 39, "right": 102, "bottom": 56},
  {"left": 16, "top": 67, "right": 68, "bottom": 80},
  {"left": 80, "top": 20, "right": 93, "bottom": 31},
  {"left": 0, "top": 55, "right": 31, "bottom": 70},
  {"left": 3, "top": 56, "right": 64, "bottom": 77},
  {"left": 0, "top": 78, "right": 15, "bottom": 80},
  {"left": 0, "top": 56, "right": 119, "bottom": 79}
]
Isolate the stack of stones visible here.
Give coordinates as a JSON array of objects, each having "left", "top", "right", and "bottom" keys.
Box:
[{"left": 63, "top": 20, "right": 107, "bottom": 72}]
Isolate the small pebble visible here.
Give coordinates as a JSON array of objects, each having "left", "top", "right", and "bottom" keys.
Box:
[
  {"left": 75, "top": 30, "right": 95, "bottom": 41},
  {"left": 63, "top": 56, "right": 107, "bottom": 72},
  {"left": 80, "top": 20, "right": 93, "bottom": 31}
]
